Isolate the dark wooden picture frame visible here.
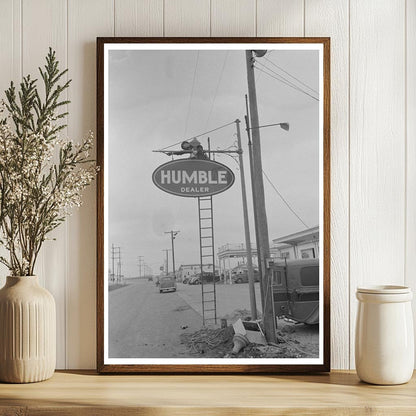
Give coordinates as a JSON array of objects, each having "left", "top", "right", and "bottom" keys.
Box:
[{"left": 97, "top": 37, "right": 330, "bottom": 374}]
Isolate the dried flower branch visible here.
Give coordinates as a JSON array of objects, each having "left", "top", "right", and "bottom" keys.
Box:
[{"left": 0, "top": 48, "right": 96, "bottom": 276}]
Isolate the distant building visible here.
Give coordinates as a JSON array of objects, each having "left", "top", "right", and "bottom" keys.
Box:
[
  {"left": 272, "top": 226, "right": 319, "bottom": 260},
  {"left": 217, "top": 243, "right": 259, "bottom": 284},
  {"left": 217, "top": 226, "right": 319, "bottom": 283}
]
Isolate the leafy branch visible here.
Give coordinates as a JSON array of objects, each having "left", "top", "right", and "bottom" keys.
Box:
[{"left": 0, "top": 49, "right": 96, "bottom": 276}]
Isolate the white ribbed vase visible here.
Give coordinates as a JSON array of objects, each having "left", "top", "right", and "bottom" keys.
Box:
[{"left": 0, "top": 276, "right": 56, "bottom": 383}]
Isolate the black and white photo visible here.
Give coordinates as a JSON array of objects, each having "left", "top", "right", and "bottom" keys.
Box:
[{"left": 97, "top": 38, "right": 330, "bottom": 373}]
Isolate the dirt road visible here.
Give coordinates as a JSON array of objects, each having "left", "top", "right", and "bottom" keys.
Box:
[
  {"left": 109, "top": 280, "right": 201, "bottom": 358},
  {"left": 109, "top": 279, "right": 319, "bottom": 359}
]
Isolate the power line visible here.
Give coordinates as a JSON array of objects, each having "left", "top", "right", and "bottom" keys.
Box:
[
  {"left": 183, "top": 51, "right": 200, "bottom": 137},
  {"left": 204, "top": 51, "right": 229, "bottom": 129},
  {"left": 254, "top": 50, "right": 271, "bottom": 83},
  {"left": 255, "top": 64, "right": 315, "bottom": 100},
  {"left": 158, "top": 120, "right": 236, "bottom": 151},
  {"left": 192, "top": 120, "right": 235, "bottom": 139},
  {"left": 262, "top": 169, "right": 309, "bottom": 229},
  {"left": 254, "top": 61, "right": 319, "bottom": 102},
  {"left": 255, "top": 59, "right": 303, "bottom": 92},
  {"left": 264, "top": 53, "right": 319, "bottom": 95},
  {"left": 254, "top": 60, "right": 319, "bottom": 101}
]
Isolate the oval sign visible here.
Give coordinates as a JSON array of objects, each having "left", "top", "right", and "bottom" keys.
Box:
[{"left": 152, "top": 158, "right": 235, "bottom": 198}]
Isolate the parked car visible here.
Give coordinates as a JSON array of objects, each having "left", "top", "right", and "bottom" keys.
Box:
[
  {"left": 159, "top": 276, "right": 177, "bottom": 293},
  {"left": 182, "top": 277, "right": 190, "bottom": 284},
  {"left": 190, "top": 272, "right": 220, "bottom": 285},
  {"left": 203, "top": 272, "right": 220, "bottom": 283},
  {"left": 231, "top": 269, "right": 260, "bottom": 284},
  {"left": 188, "top": 274, "right": 201, "bottom": 285},
  {"left": 271, "top": 258, "right": 319, "bottom": 324}
]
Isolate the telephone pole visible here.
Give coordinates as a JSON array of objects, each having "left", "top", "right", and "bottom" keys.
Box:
[
  {"left": 245, "top": 95, "right": 265, "bottom": 309},
  {"left": 111, "top": 244, "right": 121, "bottom": 282},
  {"left": 235, "top": 119, "right": 257, "bottom": 321},
  {"left": 111, "top": 244, "right": 115, "bottom": 282},
  {"left": 162, "top": 249, "right": 171, "bottom": 275},
  {"left": 116, "top": 247, "right": 122, "bottom": 282},
  {"left": 165, "top": 231, "right": 179, "bottom": 279},
  {"left": 137, "top": 256, "right": 144, "bottom": 278},
  {"left": 245, "top": 50, "right": 276, "bottom": 343}
]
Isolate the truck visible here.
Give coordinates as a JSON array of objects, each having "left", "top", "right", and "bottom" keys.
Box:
[
  {"left": 159, "top": 276, "right": 177, "bottom": 293},
  {"left": 271, "top": 258, "right": 319, "bottom": 325}
]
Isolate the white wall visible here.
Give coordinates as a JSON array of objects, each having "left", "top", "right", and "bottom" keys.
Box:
[{"left": 0, "top": 0, "right": 414, "bottom": 370}]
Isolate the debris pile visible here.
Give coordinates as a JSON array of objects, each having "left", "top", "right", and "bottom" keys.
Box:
[
  {"left": 181, "top": 325, "right": 235, "bottom": 357},
  {"left": 181, "top": 315, "right": 318, "bottom": 358}
]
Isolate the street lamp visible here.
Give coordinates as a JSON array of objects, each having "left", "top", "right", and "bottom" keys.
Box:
[{"left": 247, "top": 122, "right": 289, "bottom": 132}]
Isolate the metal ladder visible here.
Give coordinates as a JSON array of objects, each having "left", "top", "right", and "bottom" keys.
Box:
[{"left": 198, "top": 195, "right": 217, "bottom": 325}]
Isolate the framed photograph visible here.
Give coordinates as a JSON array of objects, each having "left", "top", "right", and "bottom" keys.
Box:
[{"left": 97, "top": 37, "right": 330, "bottom": 373}]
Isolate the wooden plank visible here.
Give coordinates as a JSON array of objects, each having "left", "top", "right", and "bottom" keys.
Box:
[
  {"left": 115, "top": 0, "right": 163, "bottom": 36},
  {"left": 0, "top": 371, "right": 415, "bottom": 415},
  {"left": 22, "top": 0, "right": 67, "bottom": 369},
  {"left": 0, "top": 0, "right": 21, "bottom": 288},
  {"left": 164, "top": 0, "right": 210, "bottom": 37},
  {"left": 405, "top": 0, "right": 416, "bottom": 366},
  {"left": 349, "top": 0, "right": 406, "bottom": 369},
  {"left": 211, "top": 0, "right": 256, "bottom": 37},
  {"left": 67, "top": 0, "right": 114, "bottom": 369},
  {"left": 257, "top": 0, "right": 304, "bottom": 37},
  {"left": 305, "top": 0, "right": 349, "bottom": 369}
]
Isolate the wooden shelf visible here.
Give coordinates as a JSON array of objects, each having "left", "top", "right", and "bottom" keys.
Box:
[{"left": 0, "top": 370, "right": 415, "bottom": 415}]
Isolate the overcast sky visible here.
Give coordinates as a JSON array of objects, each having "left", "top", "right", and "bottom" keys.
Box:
[{"left": 108, "top": 47, "right": 320, "bottom": 277}]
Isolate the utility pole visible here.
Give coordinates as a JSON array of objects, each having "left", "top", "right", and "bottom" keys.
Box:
[
  {"left": 111, "top": 244, "right": 115, "bottom": 282},
  {"left": 162, "top": 249, "right": 171, "bottom": 275},
  {"left": 245, "top": 50, "right": 276, "bottom": 343},
  {"left": 245, "top": 95, "right": 265, "bottom": 309},
  {"left": 165, "top": 231, "right": 179, "bottom": 279},
  {"left": 111, "top": 244, "right": 121, "bottom": 282},
  {"left": 235, "top": 119, "right": 257, "bottom": 321},
  {"left": 137, "top": 256, "right": 144, "bottom": 278},
  {"left": 116, "top": 247, "right": 122, "bottom": 282}
]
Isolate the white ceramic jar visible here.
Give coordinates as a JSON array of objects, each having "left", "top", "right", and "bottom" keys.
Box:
[{"left": 355, "top": 285, "right": 414, "bottom": 385}]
